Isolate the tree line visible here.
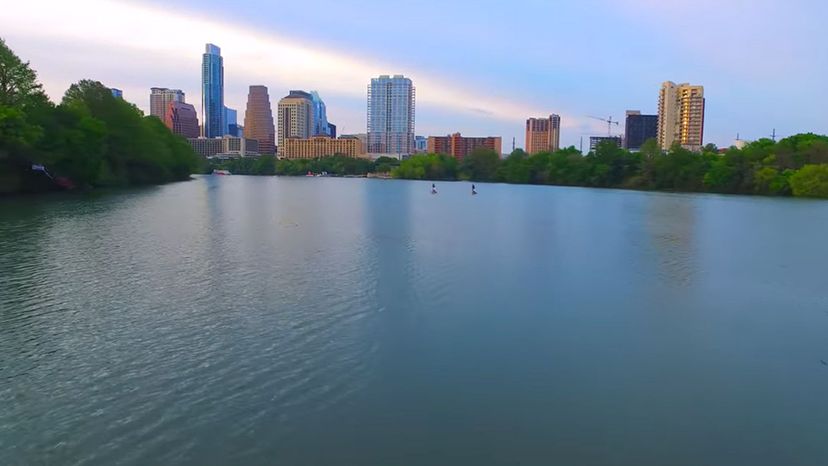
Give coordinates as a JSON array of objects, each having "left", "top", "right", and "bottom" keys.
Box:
[
  {"left": 4, "top": 36, "right": 828, "bottom": 199},
  {"left": 207, "top": 155, "right": 400, "bottom": 177},
  {"left": 393, "top": 136, "right": 828, "bottom": 198},
  {"left": 0, "top": 39, "right": 199, "bottom": 194}
]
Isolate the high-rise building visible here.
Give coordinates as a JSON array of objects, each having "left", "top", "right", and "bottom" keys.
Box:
[
  {"left": 165, "top": 102, "right": 199, "bottom": 139},
  {"left": 415, "top": 135, "right": 427, "bottom": 153},
  {"left": 201, "top": 44, "right": 224, "bottom": 138},
  {"left": 590, "top": 136, "right": 622, "bottom": 151},
  {"left": 244, "top": 85, "right": 276, "bottom": 155},
  {"left": 427, "top": 133, "right": 502, "bottom": 160},
  {"left": 224, "top": 107, "right": 239, "bottom": 137},
  {"left": 277, "top": 90, "right": 314, "bottom": 150},
  {"left": 367, "top": 75, "right": 415, "bottom": 155},
  {"left": 309, "top": 91, "right": 330, "bottom": 136},
  {"left": 624, "top": 110, "right": 658, "bottom": 150},
  {"left": 658, "top": 81, "right": 705, "bottom": 151},
  {"left": 328, "top": 123, "right": 336, "bottom": 138},
  {"left": 281, "top": 136, "right": 365, "bottom": 159},
  {"left": 110, "top": 88, "right": 123, "bottom": 99},
  {"left": 150, "top": 88, "right": 185, "bottom": 120},
  {"left": 525, "top": 115, "right": 561, "bottom": 154}
]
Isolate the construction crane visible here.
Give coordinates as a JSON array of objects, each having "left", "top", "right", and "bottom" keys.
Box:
[{"left": 588, "top": 115, "right": 620, "bottom": 136}]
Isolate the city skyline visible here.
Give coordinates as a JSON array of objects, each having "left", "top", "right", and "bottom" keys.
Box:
[{"left": 2, "top": 0, "right": 826, "bottom": 149}]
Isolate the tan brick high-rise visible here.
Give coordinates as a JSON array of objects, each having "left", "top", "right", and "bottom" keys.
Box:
[
  {"left": 525, "top": 115, "right": 561, "bottom": 154},
  {"left": 658, "top": 81, "right": 705, "bottom": 152},
  {"left": 277, "top": 90, "right": 314, "bottom": 151},
  {"left": 243, "top": 86, "right": 275, "bottom": 155}
]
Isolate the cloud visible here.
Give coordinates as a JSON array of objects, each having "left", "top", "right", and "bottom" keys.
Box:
[{"left": 0, "top": 0, "right": 580, "bottom": 133}]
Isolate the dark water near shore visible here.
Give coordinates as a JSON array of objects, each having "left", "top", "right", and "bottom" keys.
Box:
[{"left": 2, "top": 176, "right": 828, "bottom": 465}]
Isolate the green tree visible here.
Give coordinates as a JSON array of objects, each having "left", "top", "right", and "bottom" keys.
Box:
[
  {"left": 0, "top": 38, "right": 43, "bottom": 108},
  {"left": 789, "top": 165, "right": 828, "bottom": 198},
  {"left": 459, "top": 147, "right": 499, "bottom": 181}
]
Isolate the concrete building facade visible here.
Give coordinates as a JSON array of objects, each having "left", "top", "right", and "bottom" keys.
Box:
[
  {"left": 589, "top": 136, "right": 623, "bottom": 151},
  {"left": 277, "top": 90, "right": 314, "bottom": 150},
  {"left": 150, "top": 88, "right": 185, "bottom": 120},
  {"left": 658, "top": 81, "right": 705, "bottom": 151},
  {"left": 525, "top": 115, "right": 561, "bottom": 154},
  {"left": 187, "top": 137, "right": 223, "bottom": 158},
  {"left": 367, "top": 75, "right": 415, "bottom": 155}
]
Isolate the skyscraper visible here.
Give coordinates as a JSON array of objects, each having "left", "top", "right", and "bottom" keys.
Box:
[
  {"left": 525, "top": 115, "right": 561, "bottom": 154},
  {"left": 277, "top": 90, "right": 314, "bottom": 150},
  {"left": 624, "top": 110, "right": 658, "bottom": 150},
  {"left": 165, "top": 101, "right": 199, "bottom": 139},
  {"left": 150, "top": 88, "right": 185, "bottom": 120},
  {"left": 224, "top": 107, "right": 238, "bottom": 137},
  {"left": 309, "top": 91, "right": 330, "bottom": 136},
  {"left": 367, "top": 75, "right": 415, "bottom": 155},
  {"left": 658, "top": 81, "right": 705, "bottom": 151},
  {"left": 201, "top": 44, "right": 224, "bottom": 138},
  {"left": 244, "top": 85, "right": 276, "bottom": 155}
]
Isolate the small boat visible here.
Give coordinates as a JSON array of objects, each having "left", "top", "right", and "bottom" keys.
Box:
[
  {"left": 306, "top": 171, "right": 315, "bottom": 177},
  {"left": 212, "top": 169, "right": 231, "bottom": 175}
]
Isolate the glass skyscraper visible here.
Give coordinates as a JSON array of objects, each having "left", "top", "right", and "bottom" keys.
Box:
[
  {"left": 201, "top": 44, "right": 224, "bottom": 138},
  {"left": 224, "top": 107, "right": 238, "bottom": 137},
  {"left": 367, "top": 75, "right": 415, "bottom": 155},
  {"left": 309, "top": 91, "right": 330, "bottom": 137}
]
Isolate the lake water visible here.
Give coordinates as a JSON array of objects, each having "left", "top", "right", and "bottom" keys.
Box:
[{"left": 2, "top": 176, "right": 828, "bottom": 465}]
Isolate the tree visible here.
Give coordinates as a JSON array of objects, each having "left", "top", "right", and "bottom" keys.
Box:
[
  {"left": 0, "top": 38, "right": 43, "bottom": 108},
  {"left": 459, "top": 147, "right": 499, "bottom": 181},
  {"left": 789, "top": 165, "right": 828, "bottom": 198}
]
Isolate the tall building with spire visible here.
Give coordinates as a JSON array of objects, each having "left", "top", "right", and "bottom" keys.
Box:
[
  {"left": 525, "top": 115, "right": 561, "bottom": 154},
  {"left": 201, "top": 44, "right": 224, "bottom": 138},
  {"left": 244, "top": 86, "right": 276, "bottom": 155},
  {"left": 277, "top": 90, "right": 314, "bottom": 149},
  {"left": 367, "top": 75, "right": 415, "bottom": 155},
  {"left": 657, "top": 81, "right": 705, "bottom": 151},
  {"left": 150, "top": 88, "right": 185, "bottom": 120}
]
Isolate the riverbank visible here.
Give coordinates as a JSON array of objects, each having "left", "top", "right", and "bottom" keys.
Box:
[{"left": 391, "top": 138, "right": 828, "bottom": 198}]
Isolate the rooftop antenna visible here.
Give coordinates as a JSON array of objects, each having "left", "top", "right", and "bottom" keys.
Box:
[
  {"left": 512, "top": 137, "right": 515, "bottom": 152},
  {"left": 771, "top": 128, "right": 777, "bottom": 142}
]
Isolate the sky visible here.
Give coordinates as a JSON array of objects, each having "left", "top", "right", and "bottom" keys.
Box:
[{"left": 1, "top": 0, "right": 826, "bottom": 150}]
